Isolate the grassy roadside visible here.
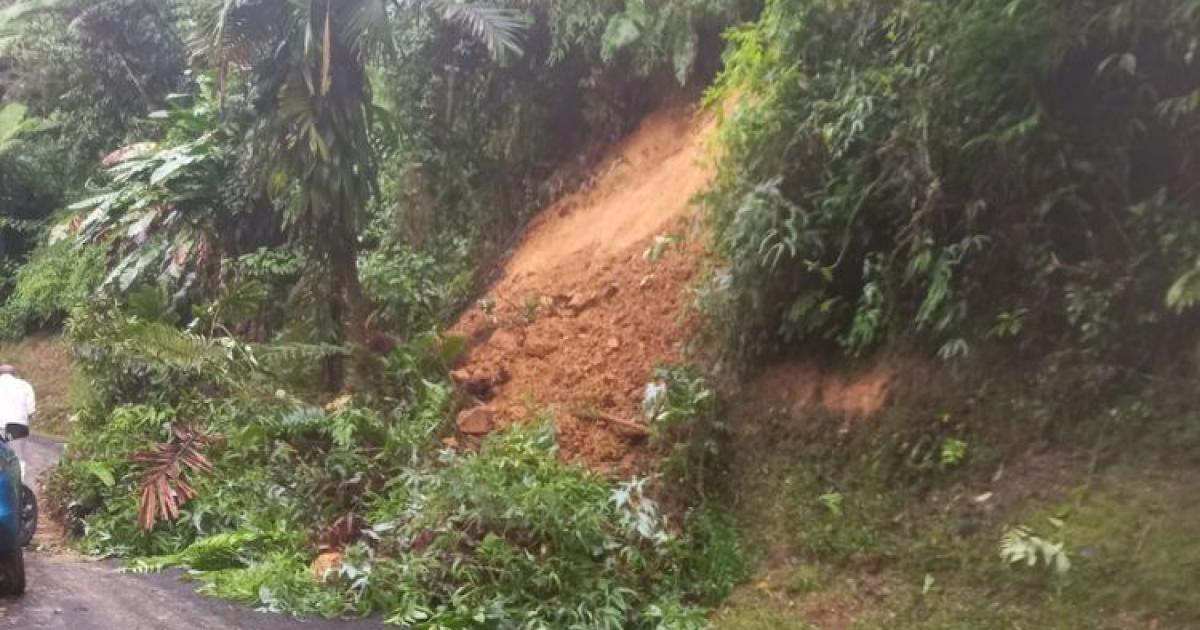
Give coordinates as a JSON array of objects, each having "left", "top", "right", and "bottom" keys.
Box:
[
  {"left": 710, "top": 359, "right": 1200, "bottom": 629},
  {"left": 0, "top": 336, "right": 76, "bottom": 438}
]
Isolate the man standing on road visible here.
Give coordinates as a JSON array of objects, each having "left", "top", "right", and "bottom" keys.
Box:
[{"left": 0, "top": 365, "right": 35, "bottom": 477}]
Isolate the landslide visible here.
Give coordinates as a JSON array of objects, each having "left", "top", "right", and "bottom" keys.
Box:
[{"left": 450, "top": 103, "right": 718, "bottom": 472}]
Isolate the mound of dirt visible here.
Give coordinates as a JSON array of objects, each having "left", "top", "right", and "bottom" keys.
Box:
[{"left": 450, "top": 104, "right": 718, "bottom": 472}]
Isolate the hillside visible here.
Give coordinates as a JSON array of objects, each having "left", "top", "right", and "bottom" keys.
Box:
[
  {"left": 451, "top": 105, "right": 717, "bottom": 471},
  {"left": 4, "top": 0, "right": 1200, "bottom": 628}
]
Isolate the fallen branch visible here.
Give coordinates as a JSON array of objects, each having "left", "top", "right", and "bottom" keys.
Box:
[{"left": 571, "top": 408, "right": 650, "bottom": 438}]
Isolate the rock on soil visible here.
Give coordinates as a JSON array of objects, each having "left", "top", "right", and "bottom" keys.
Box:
[{"left": 456, "top": 407, "right": 496, "bottom": 436}]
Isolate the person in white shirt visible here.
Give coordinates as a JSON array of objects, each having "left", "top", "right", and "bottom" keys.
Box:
[{"left": 0, "top": 365, "right": 35, "bottom": 478}]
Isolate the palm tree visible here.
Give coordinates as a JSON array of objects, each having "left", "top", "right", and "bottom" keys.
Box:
[{"left": 207, "top": 0, "right": 524, "bottom": 385}]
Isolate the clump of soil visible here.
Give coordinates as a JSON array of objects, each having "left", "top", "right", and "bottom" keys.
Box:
[
  {"left": 749, "top": 360, "right": 906, "bottom": 419},
  {"left": 450, "top": 104, "right": 718, "bottom": 471}
]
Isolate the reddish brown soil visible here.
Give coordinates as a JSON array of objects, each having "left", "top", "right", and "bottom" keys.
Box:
[
  {"left": 450, "top": 105, "right": 719, "bottom": 471},
  {"left": 749, "top": 360, "right": 904, "bottom": 419}
]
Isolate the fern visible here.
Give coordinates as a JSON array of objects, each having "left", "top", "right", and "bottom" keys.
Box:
[
  {"left": 249, "top": 342, "right": 346, "bottom": 363},
  {"left": 117, "top": 321, "right": 224, "bottom": 370},
  {"left": 126, "top": 528, "right": 288, "bottom": 573},
  {"left": 1000, "top": 523, "right": 1071, "bottom": 575},
  {"left": 1167, "top": 264, "right": 1200, "bottom": 312}
]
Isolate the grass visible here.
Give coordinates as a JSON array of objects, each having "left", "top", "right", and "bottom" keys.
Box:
[
  {"left": 714, "top": 466, "right": 1200, "bottom": 629},
  {"left": 710, "top": 359, "right": 1200, "bottom": 630},
  {"left": 0, "top": 335, "right": 77, "bottom": 437},
  {"left": 1048, "top": 469, "right": 1200, "bottom": 625}
]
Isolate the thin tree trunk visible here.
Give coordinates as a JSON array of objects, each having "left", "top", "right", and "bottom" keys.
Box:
[
  {"left": 336, "top": 251, "right": 369, "bottom": 351},
  {"left": 327, "top": 238, "right": 370, "bottom": 392}
]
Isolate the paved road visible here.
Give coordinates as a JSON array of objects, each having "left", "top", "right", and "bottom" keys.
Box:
[{"left": 0, "top": 436, "right": 385, "bottom": 629}]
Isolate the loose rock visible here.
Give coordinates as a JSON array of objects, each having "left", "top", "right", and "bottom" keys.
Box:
[
  {"left": 457, "top": 407, "right": 496, "bottom": 435},
  {"left": 568, "top": 292, "right": 593, "bottom": 310}
]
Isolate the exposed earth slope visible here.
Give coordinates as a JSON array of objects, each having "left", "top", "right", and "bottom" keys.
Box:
[{"left": 451, "top": 104, "right": 718, "bottom": 471}]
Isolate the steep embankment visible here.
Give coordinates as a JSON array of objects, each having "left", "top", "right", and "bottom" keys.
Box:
[{"left": 450, "top": 105, "right": 718, "bottom": 472}]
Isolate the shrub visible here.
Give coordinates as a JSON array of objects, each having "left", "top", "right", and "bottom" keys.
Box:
[
  {"left": 0, "top": 241, "right": 103, "bottom": 338},
  {"left": 704, "top": 0, "right": 1200, "bottom": 363},
  {"left": 0, "top": 149, "right": 61, "bottom": 302}
]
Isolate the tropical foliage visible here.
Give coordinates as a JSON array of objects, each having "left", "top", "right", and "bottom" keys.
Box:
[
  {"left": 0, "top": 101, "right": 59, "bottom": 303},
  {"left": 6, "top": 0, "right": 1200, "bottom": 627},
  {"left": 704, "top": 0, "right": 1200, "bottom": 363},
  {"left": 6, "top": 0, "right": 747, "bottom": 625},
  {"left": 1, "top": 0, "right": 188, "bottom": 182}
]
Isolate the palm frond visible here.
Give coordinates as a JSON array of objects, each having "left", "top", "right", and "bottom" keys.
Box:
[
  {"left": 428, "top": 0, "right": 528, "bottom": 61},
  {"left": 134, "top": 424, "right": 219, "bottom": 530},
  {"left": 209, "top": 0, "right": 294, "bottom": 71},
  {"left": 339, "top": 0, "right": 391, "bottom": 60}
]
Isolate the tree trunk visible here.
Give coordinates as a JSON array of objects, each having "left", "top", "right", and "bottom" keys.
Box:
[
  {"left": 335, "top": 249, "right": 369, "bottom": 352},
  {"left": 325, "top": 238, "right": 370, "bottom": 392}
]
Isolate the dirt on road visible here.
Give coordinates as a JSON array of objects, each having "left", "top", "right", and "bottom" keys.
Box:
[{"left": 0, "top": 436, "right": 384, "bottom": 629}]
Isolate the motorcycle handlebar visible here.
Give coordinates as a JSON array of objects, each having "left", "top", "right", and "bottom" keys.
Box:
[{"left": 1, "top": 424, "right": 29, "bottom": 442}]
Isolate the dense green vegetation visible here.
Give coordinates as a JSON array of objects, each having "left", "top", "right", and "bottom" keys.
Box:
[
  {"left": 704, "top": 0, "right": 1200, "bottom": 363},
  {"left": 3, "top": 0, "right": 749, "bottom": 626},
  {"left": 47, "top": 316, "right": 735, "bottom": 625},
  {"left": 2, "top": 0, "right": 1199, "bottom": 627}
]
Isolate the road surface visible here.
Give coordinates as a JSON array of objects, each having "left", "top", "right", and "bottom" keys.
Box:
[{"left": 0, "top": 436, "right": 385, "bottom": 629}]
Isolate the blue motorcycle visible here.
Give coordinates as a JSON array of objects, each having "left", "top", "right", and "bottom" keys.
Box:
[{"left": 0, "top": 423, "right": 38, "bottom": 596}]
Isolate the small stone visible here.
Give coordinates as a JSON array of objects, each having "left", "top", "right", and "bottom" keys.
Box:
[
  {"left": 490, "top": 329, "right": 524, "bottom": 351},
  {"left": 567, "top": 292, "right": 596, "bottom": 312},
  {"left": 606, "top": 337, "right": 621, "bottom": 350},
  {"left": 456, "top": 407, "right": 495, "bottom": 435}
]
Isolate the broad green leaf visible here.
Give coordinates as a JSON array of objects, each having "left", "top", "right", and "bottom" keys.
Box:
[
  {"left": 84, "top": 461, "right": 116, "bottom": 488},
  {"left": 0, "top": 102, "right": 29, "bottom": 145},
  {"left": 150, "top": 154, "right": 200, "bottom": 186}
]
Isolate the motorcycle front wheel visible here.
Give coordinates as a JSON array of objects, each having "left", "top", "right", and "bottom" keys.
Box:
[{"left": 0, "top": 545, "right": 25, "bottom": 595}]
